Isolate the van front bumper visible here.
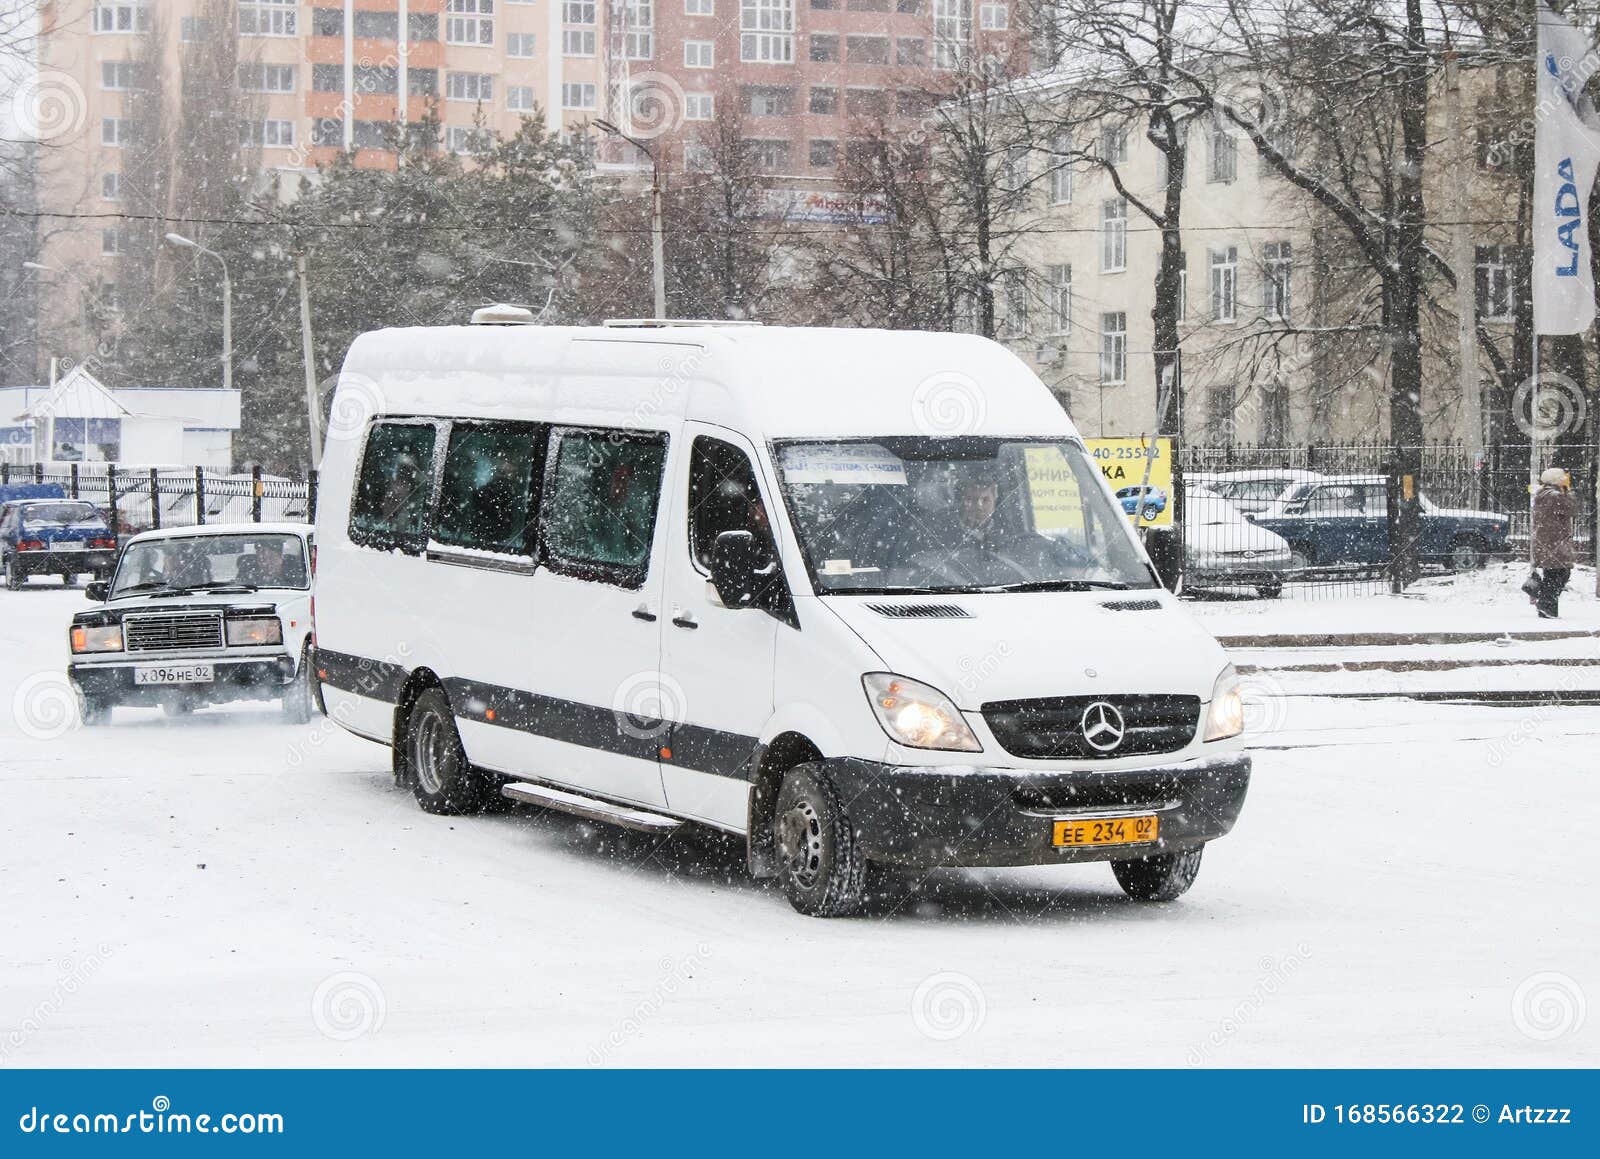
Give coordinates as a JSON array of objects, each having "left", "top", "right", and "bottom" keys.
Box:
[{"left": 823, "top": 751, "right": 1251, "bottom": 869}]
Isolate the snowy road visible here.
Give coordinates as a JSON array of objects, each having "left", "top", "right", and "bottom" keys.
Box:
[{"left": 3, "top": 589, "right": 1595, "bottom": 1067}]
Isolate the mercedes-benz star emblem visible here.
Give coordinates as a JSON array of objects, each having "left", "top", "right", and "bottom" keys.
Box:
[{"left": 1079, "top": 701, "right": 1127, "bottom": 753}]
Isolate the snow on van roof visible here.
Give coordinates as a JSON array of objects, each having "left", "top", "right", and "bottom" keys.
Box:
[{"left": 338, "top": 325, "right": 1080, "bottom": 441}]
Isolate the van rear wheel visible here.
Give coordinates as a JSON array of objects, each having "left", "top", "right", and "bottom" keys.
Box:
[
  {"left": 1112, "top": 845, "right": 1204, "bottom": 902},
  {"left": 774, "top": 764, "right": 868, "bottom": 917},
  {"left": 405, "top": 689, "right": 490, "bottom": 816}
]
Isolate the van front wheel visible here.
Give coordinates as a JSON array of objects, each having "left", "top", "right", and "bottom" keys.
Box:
[
  {"left": 405, "top": 689, "right": 490, "bottom": 816},
  {"left": 1112, "top": 845, "right": 1204, "bottom": 902},
  {"left": 774, "top": 765, "right": 868, "bottom": 918}
]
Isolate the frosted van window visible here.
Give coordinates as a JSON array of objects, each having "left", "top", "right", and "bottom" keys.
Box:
[
  {"left": 350, "top": 422, "right": 438, "bottom": 552},
  {"left": 539, "top": 429, "right": 667, "bottom": 587}
]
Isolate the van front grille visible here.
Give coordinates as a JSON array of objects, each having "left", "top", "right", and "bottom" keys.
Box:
[
  {"left": 982, "top": 694, "right": 1201, "bottom": 760},
  {"left": 123, "top": 612, "right": 224, "bottom": 652}
]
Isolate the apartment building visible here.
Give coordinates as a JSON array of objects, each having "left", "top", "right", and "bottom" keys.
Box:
[
  {"left": 32, "top": 0, "right": 1019, "bottom": 344},
  {"left": 997, "top": 73, "right": 1526, "bottom": 448}
]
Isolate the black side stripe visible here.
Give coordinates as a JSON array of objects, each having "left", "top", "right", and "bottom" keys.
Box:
[{"left": 317, "top": 648, "right": 761, "bottom": 782}]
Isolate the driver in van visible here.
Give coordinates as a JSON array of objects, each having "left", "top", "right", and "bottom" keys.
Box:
[{"left": 956, "top": 476, "right": 1001, "bottom": 544}]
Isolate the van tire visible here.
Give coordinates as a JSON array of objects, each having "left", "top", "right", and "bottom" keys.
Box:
[
  {"left": 1112, "top": 845, "right": 1204, "bottom": 902},
  {"left": 774, "top": 764, "right": 868, "bottom": 917},
  {"left": 404, "top": 689, "right": 490, "bottom": 816}
]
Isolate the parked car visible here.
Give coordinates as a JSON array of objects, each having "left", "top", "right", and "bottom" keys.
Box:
[
  {"left": 66, "top": 523, "right": 318, "bottom": 724},
  {"left": 313, "top": 317, "right": 1251, "bottom": 917},
  {"left": 1250, "top": 475, "right": 1511, "bottom": 571},
  {"left": 1184, "top": 488, "right": 1294, "bottom": 598},
  {"left": 1189, "top": 469, "right": 1324, "bottom": 515},
  {"left": 1, "top": 498, "right": 119, "bottom": 588},
  {"left": 1116, "top": 484, "right": 1168, "bottom": 521}
]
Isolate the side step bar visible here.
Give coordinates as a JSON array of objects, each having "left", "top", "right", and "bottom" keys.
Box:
[{"left": 500, "top": 781, "right": 683, "bottom": 834}]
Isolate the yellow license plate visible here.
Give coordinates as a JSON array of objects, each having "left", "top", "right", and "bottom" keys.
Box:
[{"left": 1052, "top": 815, "right": 1159, "bottom": 848}]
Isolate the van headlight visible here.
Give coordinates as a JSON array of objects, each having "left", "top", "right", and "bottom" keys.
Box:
[
  {"left": 862, "top": 673, "right": 982, "bottom": 752},
  {"left": 70, "top": 624, "right": 123, "bottom": 653},
  {"left": 1204, "top": 664, "right": 1245, "bottom": 741},
  {"left": 226, "top": 617, "right": 283, "bottom": 647}
]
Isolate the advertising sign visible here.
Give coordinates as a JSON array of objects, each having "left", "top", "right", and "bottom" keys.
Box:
[{"left": 1085, "top": 437, "right": 1175, "bottom": 528}]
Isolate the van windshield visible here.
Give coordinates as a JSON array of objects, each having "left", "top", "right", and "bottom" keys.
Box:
[{"left": 773, "top": 438, "right": 1157, "bottom": 593}]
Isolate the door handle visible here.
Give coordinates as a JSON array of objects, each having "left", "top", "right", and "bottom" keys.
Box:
[
  {"left": 670, "top": 613, "right": 699, "bottom": 630},
  {"left": 631, "top": 605, "right": 657, "bottom": 622}
]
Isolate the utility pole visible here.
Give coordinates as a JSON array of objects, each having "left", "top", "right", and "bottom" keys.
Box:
[
  {"left": 1444, "top": 51, "right": 1483, "bottom": 492},
  {"left": 298, "top": 256, "right": 325, "bottom": 467},
  {"left": 594, "top": 119, "right": 666, "bottom": 319}
]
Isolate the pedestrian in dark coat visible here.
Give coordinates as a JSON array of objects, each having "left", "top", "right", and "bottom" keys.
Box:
[{"left": 1531, "top": 467, "right": 1577, "bottom": 619}]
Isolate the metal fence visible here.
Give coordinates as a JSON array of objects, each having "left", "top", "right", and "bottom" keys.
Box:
[
  {"left": 0, "top": 463, "right": 315, "bottom": 539},
  {"left": 1173, "top": 442, "right": 1594, "bottom": 601}
]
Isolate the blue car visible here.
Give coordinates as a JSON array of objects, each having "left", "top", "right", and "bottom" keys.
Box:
[
  {"left": 1, "top": 497, "right": 120, "bottom": 589},
  {"left": 1116, "top": 485, "right": 1168, "bottom": 521},
  {"left": 1250, "top": 475, "right": 1510, "bottom": 572}
]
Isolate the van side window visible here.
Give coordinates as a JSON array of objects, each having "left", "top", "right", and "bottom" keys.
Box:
[
  {"left": 539, "top": 429, "right": 667, "bottom": 587},
  {"left": 349, "top": 422, "right": 438, "bottom": 552},
  {"left": 433, "top": 422, "right": 543, "bottom": 557},
  {"left": 688, "top": 436, "right": 778, "bottom": 572}
]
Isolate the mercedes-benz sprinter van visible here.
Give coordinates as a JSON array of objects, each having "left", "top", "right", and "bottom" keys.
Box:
[{"left": 314, "top": 316, "right": 1250, "bottom": 916}]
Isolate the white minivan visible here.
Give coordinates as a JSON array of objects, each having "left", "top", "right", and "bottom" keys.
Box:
[{"left": 315, "top": 317, "right": 1251, "bottom": 916}]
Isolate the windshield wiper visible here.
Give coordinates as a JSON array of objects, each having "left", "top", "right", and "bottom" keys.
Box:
[
  {"left": 976, "top": 579, "right": 1133, "bottom": 593},
  {"left": 170, "top": 583, "right": 259, "bottom": 595},
  {"left": 115, "top": 581, "right": 179, "bottom": 597}
]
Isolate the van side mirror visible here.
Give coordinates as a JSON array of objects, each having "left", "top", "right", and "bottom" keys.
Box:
[
  {"left": 709, "top": 530, "right": 764, "bottom": 609},
  {"left": 85, "top": 581, "right": 109, "bottom": 602}
]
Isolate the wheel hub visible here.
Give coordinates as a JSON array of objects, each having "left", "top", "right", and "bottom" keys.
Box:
[
  {"left": 413, "top": 713, "right": 446, "bottom": 795},
  {"left": 777, "top": 800, "right": 824, "bottom": 888}
]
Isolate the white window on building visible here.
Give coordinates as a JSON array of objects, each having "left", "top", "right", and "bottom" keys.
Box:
[
  {"left": 179, "top": 16, "right": 210, "bottom": 41},
  {"left": 999, "top": 269, "right": 1030, "bottom": 338},
  {"left": 93, "top": 2, "right": 150, "bottom": 34},
  {"left": 101, "top": 227, "right": 123, "bottom": 256},
  {"left": 1475, "top": 244, "right": 1514, "bottom": 321},
  {"left": 101, "top": 61, "right": 142, "bottom": 90},
  {"left": 238, "top": 63, "right": 296, "bottom": 93},
  {"left": 621, "top": 0, "right": 654, "bottom": 59},
  {"left": 445, "top": 0, "right": 495, "bottom": 46},
  {"left": 998, "top": 145, "right": 1027, "bottom": 190},
  {"left": 684, "top": 40, "right": 714, "bottom": 67},
  {"left": 239, "top": 0, "right": 297, "bottom": 37},
  {"left": 1208, "top": 117, "right": 1237, "bottom": 183},
  {"left": 1100, "top": 312, "right": 1127, "bottom": 384},
  {"left": 445, "top": 125, "right": 492, "bottom": 154},
  {"left": 741, "top": 0, "right": 794, "bottom": 63},
  {"left": 685, "top": 0, "right": 715, "bottom": 12},
  {"left": 933, "top": 0, "right": 971, "bottom": 70},
  {"left": 1263, "top": 240, "right": 1292, "bottom": 322},
  {"left": 1099, "top": 123, "right": 1127, "bottom": 164},
  {"left": 562, "top": 82, "right": 597, "bottom": 109},
  {"left": 684, "top": 92, "right": 714, "bottom": 120},
  {"left": 1101, "top": 198, "right": 1126, "bottom": 272},
  {"left": 978, "top": 3, "right": 1008, "bottom": 30},
  {"left": 507, "top": 33, "right": 537, "bottom": 57},
  {"left": 507, "top": 85, "right": 537, "bottom": 111},
  {"left": 101, "top": 117, "right": 131, "bottom": 146},
  {"left": 1210, "top": 244, "right": 1238, "bottom": 322},
  {"left": 1047, "top": 133, "right": 1071, "bottom": 204},
  {"left": 562, "top": 1, "right": 597, "bottom": 55},
  {"left": 447, "top": 72, "right": 495, "bottom": 102},
  {"left": 1046, "top": 264, "right": 1071, "bottom": 335},
  {"left": 240, "top": 119, "right": 296, "bottom": 147},
  {"left": 102, "top": 171, "right": 121, "bottom": 201}
]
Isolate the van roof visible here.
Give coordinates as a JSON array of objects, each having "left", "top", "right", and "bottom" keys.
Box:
[{"left": 339, "top": 325, "right": 1078, "bottom": 441}]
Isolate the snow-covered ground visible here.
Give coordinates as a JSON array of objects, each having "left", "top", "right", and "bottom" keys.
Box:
[
  {"left": 1193, "top": 563, "right": 1600, "bottom": 640},
  {"left": 2, "top": 587, "right": 1595, "bottom": 1067}
]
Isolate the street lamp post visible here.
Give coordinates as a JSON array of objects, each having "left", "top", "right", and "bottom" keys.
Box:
[
  {"left": 165, "top": 233, "right": 233, "bottom": 393},
  {"left": 594, "top": 119, "right": 666, "bottom": 320}
]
